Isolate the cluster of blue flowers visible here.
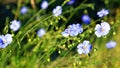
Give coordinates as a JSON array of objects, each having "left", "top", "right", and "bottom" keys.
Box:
[
  {"left": 62, "top": 23, "right": 83, "bottom": 37},
  {"left": 1, "top": 0, "right": 117, "bottom": 56},
  {"left": 0, "top": 20, "right": 21, "bottom": 48},
  {"left": 20, "top": 1, "right": 62, "bottom": 17},
  {"left": 0, "top": 1, "right": 51, "bottom": 48},
  {"left": 0, "top": 18, "right": 46, "bottom": 48},
  {"left": 61, "top": 8, "right": 117, "bottom": 55}
]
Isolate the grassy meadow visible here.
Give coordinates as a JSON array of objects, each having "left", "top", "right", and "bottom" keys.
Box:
[{"left": 0, "top": 0, "right": 120, "bottom": 68}]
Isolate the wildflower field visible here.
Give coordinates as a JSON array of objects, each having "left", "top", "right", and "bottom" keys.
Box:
[{"left": 0, "top": 0, "right": 120, "bottom": 68}]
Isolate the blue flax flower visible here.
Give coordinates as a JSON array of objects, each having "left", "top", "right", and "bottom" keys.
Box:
[
  {"left": 77, "top": 40, "right": 92, "bottom": 54},
  {"left": 67, "top": 0, "right": 75, "bottom": 5},
  {"left": 69, "top": 24, "right": 83, "bottom": 36},
  {"left": 10, "top": 20, "right": 21, "bottom": 31},
  {"left": 20, "top": 6, "right": 28, "bottom": 14},
  {"left": 97, "top": 9, "right": 109, "bottom": 17},
  {"left": 106, "top": 41, "right": 116, "bottom": 49},
  {"left": 82, "top": 15, "right": 91, "bottom": 24},
  {"left": 41, "top": 1, "right": 48, "bottom": 9},
  {"left": 52, "top": 6, "right": 62, "bottom": 17},
  {"left": 37, "top": 28, "right": 46, "bottom": 37},
  {"left": 61, "top": 29, "right": 69, "bottom": 37},
  {"left": 62, "top": 23, "right": 83, "bottom": 37},
  {"left": 0, "top": 34, "right": 12, "bottom": 48},
  {"left": 95, "top": 22, "right": 110, "bottom": 37}
]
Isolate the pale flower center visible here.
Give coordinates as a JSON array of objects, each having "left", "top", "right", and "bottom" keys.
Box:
[
  {"left": 83, "top": 46, "right": 87, "bottom": 50},
  {"left": 3, "top": 40, "right": 7, "bottom": 44},
  {"left": 101, "top": 27, "right": 105, "bottom": 32}
]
